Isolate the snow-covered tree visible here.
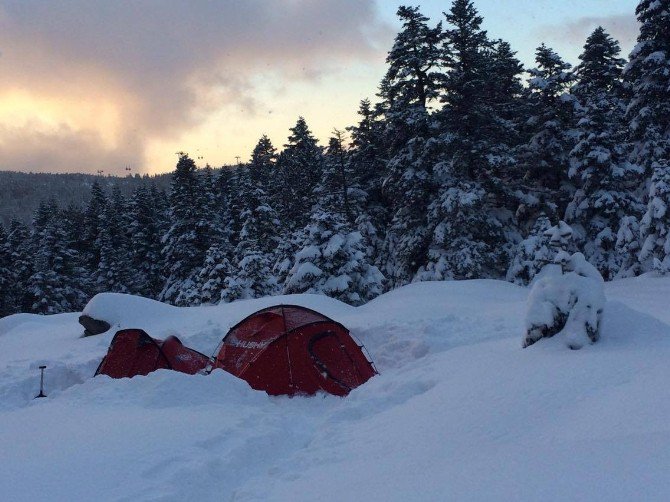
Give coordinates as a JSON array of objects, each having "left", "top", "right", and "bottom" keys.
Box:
[
  {"left": 524, "top": 252, "right": 605, "bottom": 350},
  {"left": 96, "top": 186, "right": 130, "bottom": 293},
  {"left": 83, "top": 181, "right": 108, "bottom": 285},
  {"left": 28, "top": 201, "right": 87, "bottom": 314},
  {"left": 249, "top": 134, "right": 277, "bottom": 191},
  {"left": 277, "top": 117, "right": 324, "bottom": 228},
  {"left": 377, "top": 5, "right": 442, "bottom": 288},
  {"left": 285, "top": 133, "right": 384, "bottom": 304},
  {"left": 222, "top": 166, "right": 282, "bottom": 301},
  {"left": 506, "top": 214, "right": 554, "bottom": 285},
  {"left": 160, "top": 153, "right": 207, "bottom": 306},
  {"left": 624, "top": 0, "right": 670, "bottom": 273},
  {"left": 127, "top": 184, "right": 164, "bottom": 297},
  {"left": 6, "top": 220, "right": 33, "bottom": 313},
  {"left": 566, "top": 27, "right": 640, "bottom": 279},
  {"left": 519, "top": 44, "right": 576, "bottom": 214},
  {"left": 0, "top": 225, "right": 14, "bottom": 317},
  {"left": 421, "top": 1, "right": 520, "bottom": 282},
  {"left": 284, "top": 210, "right": 384, "bottom": 305},
  {"left": 624, "top": 0, "right": 670, "bottom": 176},
  {"left": 639, "top": 167, "right": 670, "bottom": 272}
]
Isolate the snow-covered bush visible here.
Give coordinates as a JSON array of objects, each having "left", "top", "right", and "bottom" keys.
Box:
[{"left": 524, "top": 252, "right": 605, "bottom": 350}]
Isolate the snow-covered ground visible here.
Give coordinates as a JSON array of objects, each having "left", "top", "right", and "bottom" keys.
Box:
[{"left": 1, "top": 277, "right": 669, "bottom": 501}]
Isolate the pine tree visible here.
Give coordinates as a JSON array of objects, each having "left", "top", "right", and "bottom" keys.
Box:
[
  {"left": 249, "top": 135, "right": 277, "bottom": 191},
  {"left": 566, "top": 27, "right": 640, "bottom": 279},
  {"left": 160, "top": 153, "right": 207, "bottom": 305},
  {"left": 284, "top": 133, "right": 384, "bottom": 305},
  {"left": 0, "top": 224, "right": 14, "bottom": 317},
  {"left": 639, "top": 168, "right": 670, "bottom": 272},
  {"left": 625, "top": 0, "right": 670, "bottom": 273},
  {"left": 96, "top": 186, "right": 130, "bottom": 293},
  {"left": 506, "top": 214, "right": 554, "bottom": 285},
  {"left": 277, "top": 117, "right": 324, "bottom": 228},
  {"left": 377, "top": 5, "right": 442, "bottom": 288},
  {"left": 347, "top": 99, "right": 389, "bottom": 252},
  {"left": 520, "top": 44, "right": 576, "bottom": 215},
  {"left": 421, "top": 1, "right": 518, "bottom": 281},
  {"left": 127, "top": 184, "right": 164, "bottom": 297},
  {"left": 625, "top": 0, "right": 670, "bottom": 176},
  {"left": 83, "top": 181, "right": 108, "bottom": 288},
  {"left": 223, "top": 166, "right": 281, "bottom": 301},
  {"left": 283, "top": 210, "right": 384, "bottom": 305},
  {"left": 28, "top": 201, "right": 87, "bottom": 314},
  {"left": 6, "top": 220, "right": 33, "bottom": 313}
]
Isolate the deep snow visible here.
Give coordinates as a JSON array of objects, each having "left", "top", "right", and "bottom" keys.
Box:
[{"left": 1, "top": 277, "right": 669, "bottom": 501}]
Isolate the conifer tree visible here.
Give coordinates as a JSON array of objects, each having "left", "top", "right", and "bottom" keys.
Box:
[
  {"left": 28, "top": 201, "right": 87, "bottom": 314},
  {"left": 83, "top": 181, "right": 108, "bottom": 286},
  {"left": 0, "top": 225, "right": 14, "bottom": 317},
  {"left": 160, "top": 153, "right": 207, "bottom": 305},
  {"left": 520, "top": 44, "right": 576, "bottom": 214},
  {"left": 506, "top": 214, "right": 554, "bottom": 285},
  {"left": 128, "top": 184, "right": 164, "bottom": 297},
  {"left": 223, "top": 166, "right": 281, "bottom": 301},
  {"left": 421, "top": 0, "right": 517, "bottom": 281},
  {"left": 249, "top": 135, "right": 277, "bottom": 191},
  {"left": 377, "top": 5, "right": 442, "bottom": 287},
  {"left": 285, "top": 133, "right": 384, "bottom": 304},
  {"left": 347, "top": 99, "right": 389, "bottom": 249},
  {"left": 277, "top": 117, "right": 324, "bottom": 228},
  {"left": 566, "top": 27, "right": 639, "bottom": 279},
  {"left": 6, "top": 220, "right": 33, "bottom": 313},
  {"left": 96, "top": 186, "right": 130, "bottom": 293},
  {"left": 625, "top": 0, "right": 670, "bottom": 272}
]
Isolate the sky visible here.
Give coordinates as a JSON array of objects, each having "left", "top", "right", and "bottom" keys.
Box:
[{"left": 0, "top": 0, "right": 639, "bottom": 175}]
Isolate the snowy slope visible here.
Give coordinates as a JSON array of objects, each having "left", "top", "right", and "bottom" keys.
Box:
[{"left": 0, "top": 278, "right": 669, "bottom": 501}]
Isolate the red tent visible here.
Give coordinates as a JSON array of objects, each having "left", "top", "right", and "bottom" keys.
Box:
[
  {"left": 95, "top": 329, "right": 210, "bottom": 379},
  {"left": 211, "top": 305, "right": 377, "bottom": 396}
]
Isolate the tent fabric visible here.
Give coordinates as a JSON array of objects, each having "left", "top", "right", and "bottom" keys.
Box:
[
  {"left": 95, "top": 329, "right": 209, "bottom": 379},
  {"left": 212, "top": 305, "right": 377, "bottom": 396}
]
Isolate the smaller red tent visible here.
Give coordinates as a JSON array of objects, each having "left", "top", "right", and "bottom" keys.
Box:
[
  {"left": 211, "top": 305, "right": 377, "bottom": 396},
  {"left": 95, "top": 329, "right": 210, "bottom": 379}
]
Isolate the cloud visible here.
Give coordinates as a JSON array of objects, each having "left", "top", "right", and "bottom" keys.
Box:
[
  {"left": 538, "top": 14, "right": 639, "bottom": 52},
  {"left": 0, "top": 0, "right": 391, "bottom": 173}
]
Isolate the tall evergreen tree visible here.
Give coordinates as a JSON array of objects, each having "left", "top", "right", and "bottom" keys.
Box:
[
  {"left": 625, "top": 0, "right": 670, "bottom": 272},
  {"left": 277, "top": 117, "right": 324, "bottom": 228},
  {"left": 421, "top": 0, "right": 518, "bottom": 281},
  {"left": 378, "top": 5, "right": 442, "bottom": 288},
  {"left": 6, "top": 220, "right": 33, "bottom": 313},
  {"left": 128, "top": 184, "right": 164, "bottom": 297},
  {"left": 28, "top": 201, "right": 87, "bottom": 314},
  {"left": 160, "top": 153, "right": 207, "bottom": 305},
  {"left": 566, "top": 27, "right": 640, "bottom": 279},
  {"left": 284, "top": 133, "right": 384, "bottom": 305},
  {"left": 249, "top": 135, "right": 277, "bottom": 191},
  {"left": 519, "top": 44, "right": 576, "bottom": 216},
  {"left": 83, "top": 181, "right": 108, "bottom": 288},
  {"left": 223, "top": 166, "right": 282, "bottom": 301},
  {"left": 0, "top": 225, "right": 14, "bottom": 317},
  {"left": 96, "top": 185, "right": 130, "bottom": 293}
]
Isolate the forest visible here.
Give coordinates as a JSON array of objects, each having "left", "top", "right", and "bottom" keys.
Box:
[{"left": 0, "top": 0, "right": 668, "bottom": 317}]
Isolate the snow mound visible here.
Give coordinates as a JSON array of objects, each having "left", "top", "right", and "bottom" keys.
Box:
[{"left": 525, "top": 252, "right": 606, "bottom": 349}]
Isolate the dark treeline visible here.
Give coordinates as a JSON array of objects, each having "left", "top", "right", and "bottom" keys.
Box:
[
  {"left": 0, "top": 171, "right": 171, "bottom": 227},
  {"left": 1, "top": 0, "right": 669, "bottom": 317}
]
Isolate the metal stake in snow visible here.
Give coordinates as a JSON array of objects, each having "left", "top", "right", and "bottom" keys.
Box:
[{"left": 35, "top": 365, "right": 47, "bottom": 398}]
